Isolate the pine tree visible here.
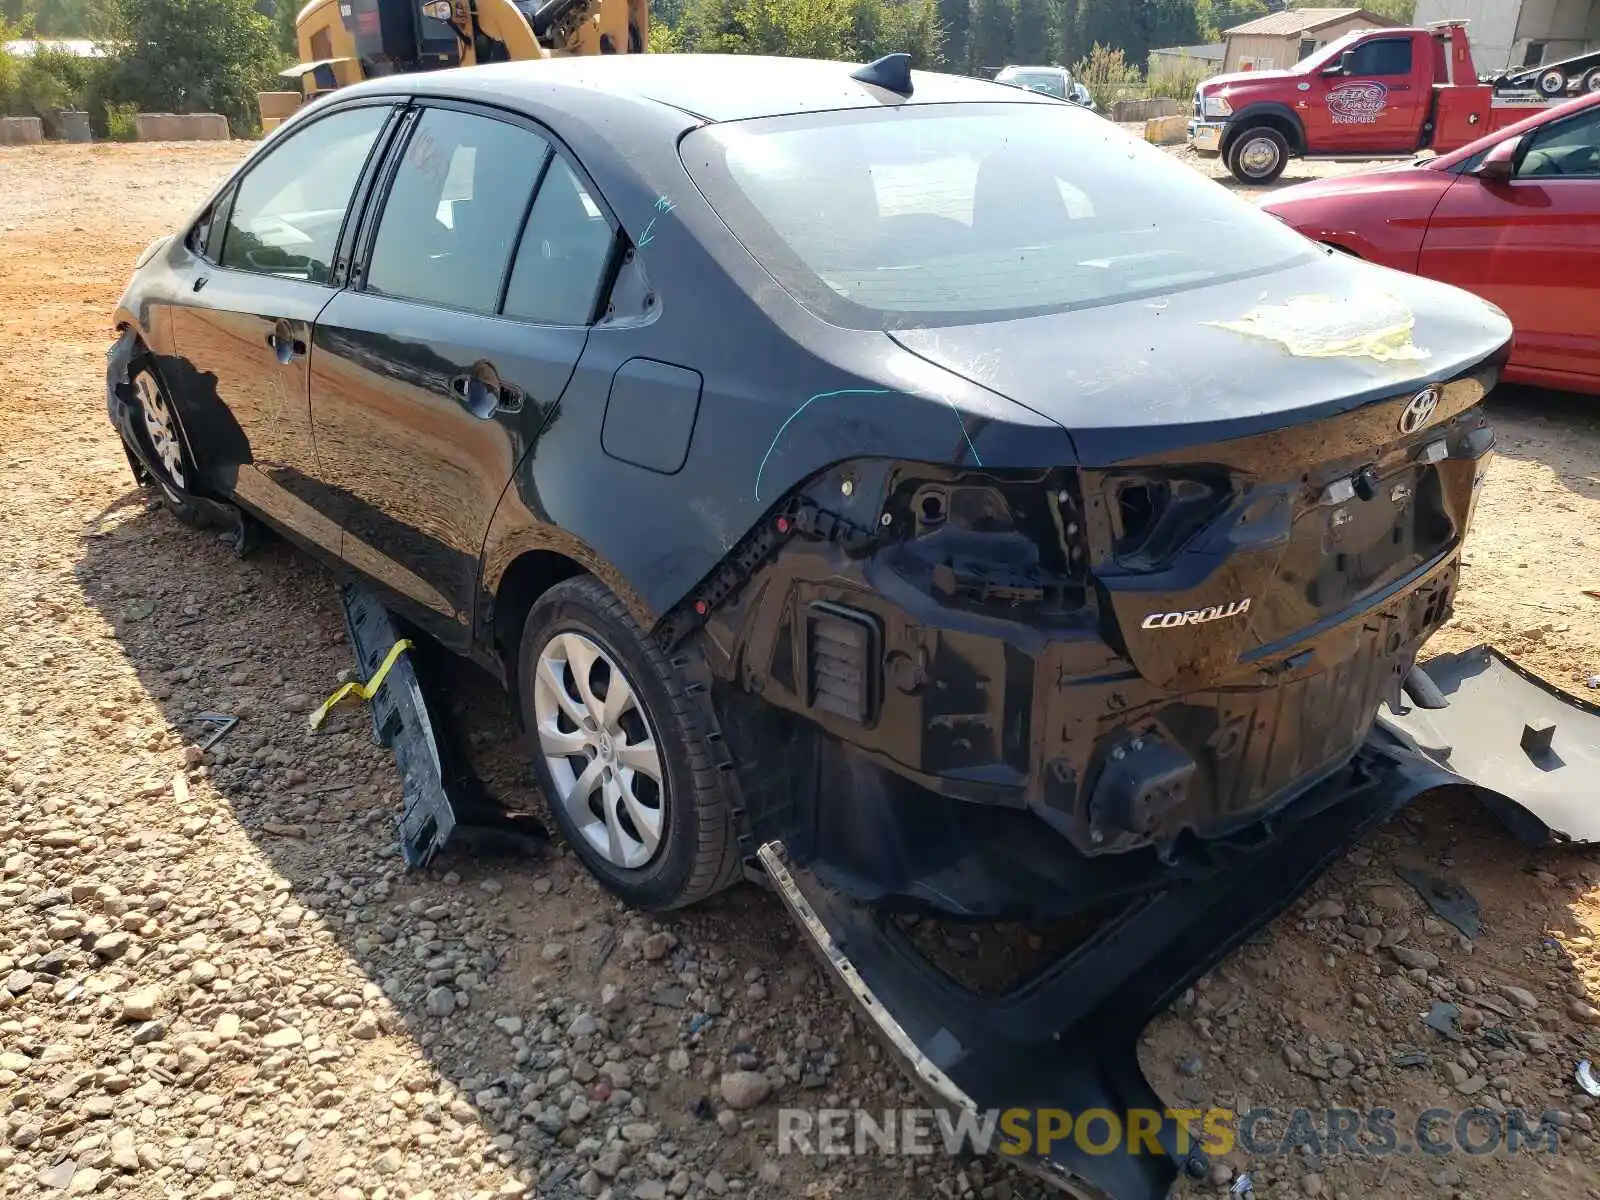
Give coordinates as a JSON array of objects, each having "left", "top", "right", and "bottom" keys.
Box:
[
  {"left": 967, "top": 0, "right": 1013, "bottom": 73},
  {"left": 1012, "top": 0, "right": 1055, "bottom": 64},
  {"left": 937, "top": 0, "right": 970, "bottom": 69}
]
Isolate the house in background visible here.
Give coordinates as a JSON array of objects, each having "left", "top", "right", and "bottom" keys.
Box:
[
  {"left": 1220, "top": 7, "right": 1401, "bottom": 73},
  {"left": 1148, "top": 42, "right": 1226, "bottom": 76},
  {"left": 1413, "top": 0, "right": 1600, "bottom": 72}
]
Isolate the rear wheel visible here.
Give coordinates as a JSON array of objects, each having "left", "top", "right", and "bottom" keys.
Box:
[
  {"left": 1226, "top": 126, "right": 1289, "bottom": 186},
  {"left": 1582, "top": 66, "right": 1600, "bottom": 94},
  {"left": 517, "top": 576, "right": 741, "bottom": 912},
  {"left": 1537, "top": 67, "right": 1568, "bottom": 97}
]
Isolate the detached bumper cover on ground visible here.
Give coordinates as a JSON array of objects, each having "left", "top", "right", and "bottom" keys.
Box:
[
  {"left": 758, "top": 737, "right": 1465, "bottom": 1200},
  {"left": 1377, "top": 644, "right": 1600, "bottom": 843}
]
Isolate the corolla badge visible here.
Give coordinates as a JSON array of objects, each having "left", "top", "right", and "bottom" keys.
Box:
[
  {"left": 1328, "top": 81, "right": 1388, "bottom": 124},
  {"left": 1398, "top": 385, "right": 1441, "bottom": 435},
  {"left": 1141, "top": 599, "right": 1252, "bottom": 629}
]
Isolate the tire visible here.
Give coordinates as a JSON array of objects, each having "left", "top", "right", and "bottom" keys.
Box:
[
  {"left": 1537, "top": 68, "right": 1567, "bottom": 97},
  {"left": 1582, "top": 67, "right": 1600, "bottom": 94},
  {"left": 516, "top": 575, "right": 741, "bottom": 912},
  {"left": 1226, "top": 126, "right": 1289, "bottom": 186}
]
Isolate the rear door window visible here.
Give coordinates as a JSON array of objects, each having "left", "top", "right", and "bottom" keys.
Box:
[
  {"left": 501, "top": 156, "right": 617, "bottom": 325},
  {"left": 220, "top": 105, "right": 392, "bottom": 284},
  {"left": 364, "top": 107, "right": 554, "bottom": 316}
]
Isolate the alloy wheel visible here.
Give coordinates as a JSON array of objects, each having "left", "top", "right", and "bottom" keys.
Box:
[
  {"left": 134, "top": 370, "right": 186, "bottom": 489},
  {"left": 532, "top": 630, "right": 665, "bottom": 869}
]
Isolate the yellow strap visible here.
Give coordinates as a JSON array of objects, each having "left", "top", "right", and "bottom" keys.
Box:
[{"left": 308, "top": 638, "right": 414, "bottom": 732}]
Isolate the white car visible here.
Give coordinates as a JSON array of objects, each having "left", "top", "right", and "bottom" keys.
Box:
[{"left": 993, "top": 64, "right": 1098, "bottom": 111}]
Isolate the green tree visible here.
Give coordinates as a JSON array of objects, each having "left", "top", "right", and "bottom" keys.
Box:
[
  {"left": 1076, "top": 0, "right": 1197, "bottom": 68},
  {"left": 98, "top": 0, "right": 281, "bottom": 134},
  {"left": 1, "top": 0, "right": 105, "bottom": 36},
  {"left": 676, "top": 0, "right": 940, "bottom": 65},
  {"left": 0, "top": 15, "right": 17, "bottom": 113},
  {"left": 1071, "top": 39, "right": 1138, "bottom": 108},
  {"left": 1196, "top": 0, "right": 1266, "bottom": 42},
  {"left": 852, "top": 0, "right": 942, "bottom": 66},
  {"left": 273, "top": 0, "right": 298, "bottom": 54},
  {"left": 1310, "top": 0, "right": 1415, "bottom": 20},
  {"left": 737, "top": 0, "right": 855, "bottom": 57},
  {"left": 1054, "top": 0, "right": 1079, "bottom": 67},
  {"left": 967, "top": 0, "right": 1011, "bottom": 72},
  {"left": 1012, "top": 0, "right": 1054, "bottom": 65},
  {"left": 936, "top": 0, "right": 969, "bottom": 69}
]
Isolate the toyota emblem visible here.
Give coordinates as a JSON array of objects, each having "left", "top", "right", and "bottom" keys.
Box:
[{"left": 1398, "top": 386, "right": 1440, "bottom": 435}]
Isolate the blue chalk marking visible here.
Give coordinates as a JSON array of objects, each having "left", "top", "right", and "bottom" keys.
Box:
[
  {"left": 754, "top": 387, "right": 984, "bottom": 502},
  {"left": 637, "top": 199, "right": 674, "bottom": 248}
]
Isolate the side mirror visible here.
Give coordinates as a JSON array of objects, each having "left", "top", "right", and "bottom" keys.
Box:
[
  {"left": 1325, "top": 51, "right": 1354, "bottom": 75},
  {"left": 1473, "top": 135, "right": 1522, "bottom": 182}
]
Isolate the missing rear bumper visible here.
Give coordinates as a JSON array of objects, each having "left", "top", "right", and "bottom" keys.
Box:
[{"left": 757, "top": 737, "right": 1463, "bottom": 1199}]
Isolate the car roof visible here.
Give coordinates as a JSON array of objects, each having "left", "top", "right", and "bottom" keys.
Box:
[
  {"left": 347, "top": 53, "right": 1056, "bottom": 124},
  {"left": 1429, "top": 89, "right": 1600, "bottom": 170}
]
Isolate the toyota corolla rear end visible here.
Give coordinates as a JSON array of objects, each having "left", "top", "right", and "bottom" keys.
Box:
[{"left": 676, "top": 89, "right": 1511, "bottom": 875}]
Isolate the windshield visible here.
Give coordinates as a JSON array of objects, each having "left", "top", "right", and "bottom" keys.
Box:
[
  {"left": 1001, "top": 70, "right": 1069, "bottom": 97},
  {"left": 682, "top": 102, "right": 1315, "bottom": 328}
]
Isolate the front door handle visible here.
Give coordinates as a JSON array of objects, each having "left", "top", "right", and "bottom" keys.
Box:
[{"left": 266, "top": 322, "right": 308, "bottom": 364}]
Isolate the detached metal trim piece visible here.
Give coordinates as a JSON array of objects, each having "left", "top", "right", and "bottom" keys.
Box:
[
  {"left": 337, "top": 581, "right": 458, "bottom": 868},
  {"left": 759, "top": 841, "right": 977, "bottom": 1113}
]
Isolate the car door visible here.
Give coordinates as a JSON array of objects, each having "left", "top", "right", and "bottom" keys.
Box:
[
  {"left": 1418, "top": 103, "right": 1600, "bottom": 388},
  {"left": 167, "top": 101, "right": 399, "bottom": 554},
  {"left": 307, "top": 101, "right": 619, "bottom": 649},
  {"left": 1313, "top": 35, "right": 1425, "bottom": 154}
]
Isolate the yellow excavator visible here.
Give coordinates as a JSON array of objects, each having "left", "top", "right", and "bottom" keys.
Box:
[{"left": 260, "top": 0, "right": 648, "bottom": 128}]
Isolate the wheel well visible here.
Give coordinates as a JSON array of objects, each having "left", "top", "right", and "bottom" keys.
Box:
[
  {"left": 1224, "top": 114, "right": 1302, "bottom": 156},
  {"left": 491, "top": 549, "right": 588, "bottom": 670}
]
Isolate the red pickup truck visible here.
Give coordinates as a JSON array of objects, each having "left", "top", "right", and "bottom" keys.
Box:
[{"left": 1189, "top": 21, "right": 1558, "bottom": 184}]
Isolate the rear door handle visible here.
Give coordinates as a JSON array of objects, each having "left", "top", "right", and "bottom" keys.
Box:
[{"left": 450, "top": 370, "right": 522, "bottom": 418}]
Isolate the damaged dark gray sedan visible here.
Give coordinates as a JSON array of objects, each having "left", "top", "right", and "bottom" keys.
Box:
[{"left": 108, "top": 52, "right": 1531, "bottom": 1199}]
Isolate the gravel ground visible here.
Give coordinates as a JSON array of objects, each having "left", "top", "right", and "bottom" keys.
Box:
[{"left": 3, "top": 140, "right": 1600, "bottom": 1200}]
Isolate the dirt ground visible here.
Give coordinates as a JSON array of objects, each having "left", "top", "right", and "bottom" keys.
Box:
[{"left": 2, "top": 140, "right": 1599, "bottom": 1200}]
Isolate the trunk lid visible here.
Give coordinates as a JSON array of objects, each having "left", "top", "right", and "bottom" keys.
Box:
[{"left": 890, "top": 260, "right": 1509, "bottom": 691}]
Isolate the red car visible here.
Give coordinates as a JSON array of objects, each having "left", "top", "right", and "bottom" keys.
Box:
[{"left": 1261, "top": 91, "right": 1600, "bottom": 396}]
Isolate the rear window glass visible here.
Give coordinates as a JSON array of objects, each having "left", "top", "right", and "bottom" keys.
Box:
[{"left": 681, "top": 103, "right": 1314, "bottom": 328}]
